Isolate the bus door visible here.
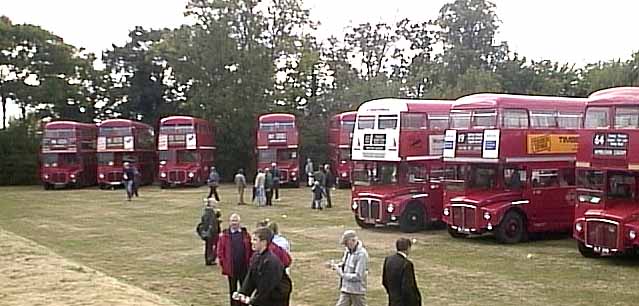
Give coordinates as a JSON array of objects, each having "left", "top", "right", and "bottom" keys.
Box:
[{"left": 529, "top": 167, "right": 574, "bottom": 230}]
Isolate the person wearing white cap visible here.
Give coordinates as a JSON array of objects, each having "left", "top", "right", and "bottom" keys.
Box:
[{"left": 329, "top": 230, "right": 369, "bottom": 306}]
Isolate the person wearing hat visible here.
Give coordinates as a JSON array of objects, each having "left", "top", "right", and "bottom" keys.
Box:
[{"left": 330, "top": 230, "right": 369, "bottom": 306}]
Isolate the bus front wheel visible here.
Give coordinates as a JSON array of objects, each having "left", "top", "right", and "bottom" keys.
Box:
[
  {"left": 495, "top": 211, "right": 526, "bottom": 244},
  {"left": 400, "top": 206, "right": 425, "bottom": 233}
]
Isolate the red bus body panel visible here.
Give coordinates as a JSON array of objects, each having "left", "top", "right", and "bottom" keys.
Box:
[
  {"left": 441, "top": 94, "right": 587, "bottom": 240},
  {"left": 157, "top": 116, "right": 215, "bottom": 187},
  {"left": 97, "top": 119, "right": 156, "bottom": 188},
  {"left": 328, "top": 111, "right": 356, "bottom": 187},
  {"left": 573, "top": 87, "right": 639, "bottom": 255},
  {"left": 256, "top": 113, "right": 300, "bottom": 186},
  {"left": 351, "top": 99, "right": 454, "bottom": 231},
  {"left": 40, "top": 121, "right": 98, "bottom": 188}
]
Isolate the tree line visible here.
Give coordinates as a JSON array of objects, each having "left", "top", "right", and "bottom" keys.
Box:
[{"left": 1, "top": 0, "right": 638, "bottom": 184}]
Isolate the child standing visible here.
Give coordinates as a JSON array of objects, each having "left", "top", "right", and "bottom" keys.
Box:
[{"left": 311, "top": 181, "right": 326, "bottom": 210}]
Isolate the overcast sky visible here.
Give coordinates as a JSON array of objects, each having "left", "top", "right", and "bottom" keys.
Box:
[{"left": 2, "top": 0, "right": 639, "bottom": 118}]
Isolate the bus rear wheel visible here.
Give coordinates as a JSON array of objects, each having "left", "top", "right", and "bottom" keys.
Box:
[
  {"left": 578, "top": 242, "right": 600, "bottom": 258},
  {"left": 447, "top": 225, "right": 468, "bottom": 238},
  {"left": 495, "top": 211, "right": 526, "bottom": 244},
  {"left": 400, "top": 206, "right": 425, "bottom": 233}
]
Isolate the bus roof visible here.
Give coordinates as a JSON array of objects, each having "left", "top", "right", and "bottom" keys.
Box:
[
  {"left": 588, "top": 87, "right": 639, "bottom": 106},
  {"left": 357, "top": 98, "right": 454, "bottom": 114},
  {"left": 45, "top": 121, "right": 96, "bottom": 129},
  {"left": 333, "top": 111, "right": 357, "bottom": 121},
  {"left": 454, "top": 93, "right": 586, "bottom": 111},
  {"left": 258, "top": 113, "right": 296, "bottom": 123},
  {"left": 160, "top": 115, "right": 211, "bottom": 126},
  {"left": 98, "top": 119, "right": 153, "bottom": 129}
]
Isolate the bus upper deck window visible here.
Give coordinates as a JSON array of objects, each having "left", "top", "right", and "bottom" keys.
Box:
[
  {"left": 472, "top": 110, "right": 497, "bottom": 128},
  {"left": 584, "top": 107, "right": 609, "bottom": 128},
  {"left": 615, "top": 107, "right": 639, "bottom": 129},
  {"left": 450, "top": 110, "right": 471, "bottom": 129},
  {"left": 357, "top": 116, "right": 375, "bottom": 129},
  {"left": 378, "top": 115, "right": 398, "bottom": 129},
  {"left": 503, "top": 109, "right": 529, "bottom": 128}
]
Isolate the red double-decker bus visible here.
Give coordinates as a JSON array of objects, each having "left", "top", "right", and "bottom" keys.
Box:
[
  {"left": 40, "top": 121, "right": 97, "bottom": 189},
  {"left": 328, "top": 111, "right": 356, "bottom": 188},
  {"left": 256, "top": 113, "right": 300, "bottom": 187},
  {"left": 441, "top": 94, "right": 586, "bottom": 243},
  {"left": 157, "top": 116, "right": 215, "bottom": 188},
  {"left": 350, "top": 99, "right": 453, "bottom": 232},
  {"left": 96, "top": 119, "right": 156, "bottom": 189},
  {"left": 573, "top": 87, "right": 639, "bottom": 257}
]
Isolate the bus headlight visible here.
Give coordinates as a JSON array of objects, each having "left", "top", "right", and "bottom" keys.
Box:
[
  {"left": 108, "top": 161, "right": 114, "bottom": 166},
  {"left": 575, "top": 222, "right": 583, "bottom": 233},
  {"left": 43, "top": 174, "right": 49, "bottom": 180},
  {"left": 160, "top": 172, "right": 167, "bottom": 178},
  {"left": 483, "top": 212, "right": 491, "bottom": 220},
  {"left": 99, "top": 173, "right": 105, "bottom": 179},
  {"left": 52, "top": 163, "right": 58, "bottom": 167},
  {"left": 188, "top": 172, "right": 195, "bottom": 178},
  {"left": 629, "top": 230, "right": 637, "bottom": 240},
  {"left": 351, "top": 202, "right": 358, "bottom": 210},
  {"left": 443, "top": 208, "right": 450, "bottom": 216},
  {"left": 341, "top": 172, "right": 348, "bottom": 178},
  {"left": 70, "top": 174, "right": 76, "bottom": 179},
  {"left": 387, "top": 204, "right": 395, "bottom": 213},
  {"left": 291, "top": 171, "right": 296, "bottom": 177}
]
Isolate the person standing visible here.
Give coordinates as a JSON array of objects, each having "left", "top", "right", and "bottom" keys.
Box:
[
  {"left": 330, "top": 230, "right": 369, "bottom": 306},
  {"left": 265, "top": 168, "right": 274, "bottom": 206},
  {"left": 122, "top": 162, "right": 135, "bottom": 201},
  {"left": 271, "top": 162, "right": 281, "bottom": 201},
  {"left": 207, "top": 166, "right": 221, "bottom": 201},
  {"left": 234, "top": 227, "right": 292, "bottom": 306},
  {"left": 268, "top": 222, "right": 290, "bottom": 253},
  {"left": 324, "top": 164, "right": 335, "bottom": 208},
  {"left": 305, "top": 158, "right": 314, "bottom": 186},
  {"left": 198, "top": 199, "right": 221, "bottom": 265},
  {"left": 132, "top": 162, "right": 141, "bottom": 197},
  {"left": 217, "top": 213, "right": 253, "bottom": 306},
  {"left": 234, "top": 168, "right": 247, "bottom": 205},
  {"left": 254, "top": 169, "right": 266, "bottom": 207},
  {"left": 382, "top": 238, "right": 422, "bottom": 306},
  {"left": 311, "top": 181, "right": 326, "bottom": 210}
]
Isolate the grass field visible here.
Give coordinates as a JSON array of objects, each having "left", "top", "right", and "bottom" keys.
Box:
[{"left": 1, "top": 185, "right": 639, "bottom": 306}]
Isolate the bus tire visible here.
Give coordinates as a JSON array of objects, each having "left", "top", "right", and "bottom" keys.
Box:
[
  {"left": 447, "top": 225, "right": 468, "bottom": 238},
  {"left": 495, "top": 211, "right": 526, "bottom": 244},
  {"left": 354, "top": 216, "right": 375, "bottom": 229},
  {"left": 43, "top": 183, "right": 52, "bottom": 190},
  {"left": 160, "top": 182, "right": 168, "bottom": 189},
  {"left": 400, "top": 206, "right": 425, "bottom": 233},
  {"left": 578, "top": 242, "right": 599, "bottom": 258}
]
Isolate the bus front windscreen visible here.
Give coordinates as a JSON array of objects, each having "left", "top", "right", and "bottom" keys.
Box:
[
  {"left": 41, "top": 153, "right": 58, "bottom": 167},
  {"left": 258, "top": 149, "right": 276, "bottom": 163},
  {"left": 59, "top": 153, "right": 80, "bottom": 165},
  {"left": 98, "top": 153, "right": 114, "bottom": 165},
  {"left": 277, "top": 149, "right": 297, "bottom": 161},
  {"left": 353, "top": 162, "right": 397, "bottom": 186},
  {"left": 178, "top": 150, "right": 198, "bottom": 164},
  {"left": 342, "top": 120, "right": 355, "bottom": 133},
  {"left": 444, "top": 164, "right": 497, "bottom": 191}
]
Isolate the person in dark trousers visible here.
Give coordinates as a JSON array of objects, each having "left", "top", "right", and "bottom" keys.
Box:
[
  {"left": 234, "top": 227, "right": 292, "bottom": 306},
  {"left": 271, "top": 162, "right": 281, "bottom": 201},
  {"left": 207, "top": 166, "right": 221, "bottom": 201},
  {"left": 132, "top": 163, "right": 141, "bottom": 197},
  {"left": 265, "top": 168, "right": 274, "bottom": 206},
  {"left": 382, "top": 238, "right": 422, "bottom": 306},
  {"left": 323, "top": 164, "right": 335, "bottom": 208},
  {"left": 311, "top": 181, "right": 326, "bottom": 210},
  {"left": 122, "top": 162, "right": 135, "bottom": 201},
  {"left": 198, "top": 199, "right": 221, "bottom": 265},
  {"left": 217, "top": 213, "right": 253, "bottom": 306}
]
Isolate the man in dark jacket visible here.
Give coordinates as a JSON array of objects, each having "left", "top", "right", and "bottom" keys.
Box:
[
  {"left": 271, "top": 162, "right": 281, "bottom": 201},
  {"left": 217, "top": 213, "right": 253, "bottom": 306},
  {"left": 122, "top": 162, "right": 136, "bottom": 201},
  {"left": 323, "top": 164, "right": 335, "bottom": 208},
  {"left": 235, "top": 227, "right": 292, "bottom": 306},
  {"left": 207, "top": 166, "right": 221, "bottom": 201},
  {"left": 382, "top": 238, "right": 422, "bottom": 306},
  {"left": 199, "top": 200, "right": 221, "bottom": 265},
  {"left": 265, "top": 168, "right": 274, "bottom": 206}
]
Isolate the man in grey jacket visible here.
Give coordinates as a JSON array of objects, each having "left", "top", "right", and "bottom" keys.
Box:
[{"left": 331, "top": 230, "right": 368, "bottom": 306}]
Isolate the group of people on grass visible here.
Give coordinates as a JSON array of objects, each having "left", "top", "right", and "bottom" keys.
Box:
[{"left": 198, "top": 205, "right": 422, "bottom": 306}]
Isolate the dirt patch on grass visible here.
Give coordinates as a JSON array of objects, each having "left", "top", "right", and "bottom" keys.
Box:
[{"left": 0, "top": 228, "right": 179, "bottom": 306}]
